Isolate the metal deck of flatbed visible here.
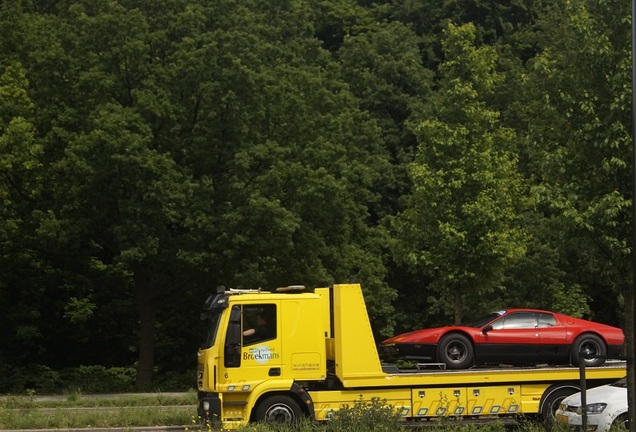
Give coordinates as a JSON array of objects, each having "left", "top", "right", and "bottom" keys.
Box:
[{"left": 381, "top": 359, "right": 627, "bottom": 376}]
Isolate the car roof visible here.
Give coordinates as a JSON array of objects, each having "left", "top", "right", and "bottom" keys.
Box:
[{"left": 499, "top": 308, "right": 556, "bottom": 314}]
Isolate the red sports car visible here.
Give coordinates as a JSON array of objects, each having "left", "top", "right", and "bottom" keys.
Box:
[{"left": 381, "top": 309, "right": 624, "bottom": 369}]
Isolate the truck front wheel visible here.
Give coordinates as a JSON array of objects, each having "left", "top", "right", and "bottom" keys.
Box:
[{"left": 255, "top": 395, "right": 302, "bottom": 424}]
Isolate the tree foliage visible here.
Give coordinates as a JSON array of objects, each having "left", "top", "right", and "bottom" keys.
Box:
[
  {"left": 0, "top": 0, "right": 632, "bottom": 391},
  {"left": 392, "top": 22, "right": 527, "bottom": 325},
  {"left": 520, "top": 0, "right": 631, "bottom": 325}
]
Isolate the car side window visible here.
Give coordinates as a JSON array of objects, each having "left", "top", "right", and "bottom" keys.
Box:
[
  {"left": 499, "top": 312, "right": 538, "bottom": 329},
  {"left": 537, "top": 313, "right": 557, "bottom": 328},
  {"left": 490, "top": 316, "right": 505, "bottom": 330}
]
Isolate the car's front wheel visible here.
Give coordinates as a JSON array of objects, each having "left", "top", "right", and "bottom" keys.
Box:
[
  {"left": 571, "top": 333, "right": 606, "bottom": 367},
  {"left": 612, "top": 413, "right": 629, "bottom": 430},
  {"left": 437, "top": 333, "right": 473, "bottom": 369}
]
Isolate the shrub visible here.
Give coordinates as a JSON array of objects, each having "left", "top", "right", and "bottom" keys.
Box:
[
  {"left": 324, "top": 397, "right": 403, "bottom": 432},
  {"left": 0, "top": 364, "right": 63, "bottom": 393},
  {"left": 152, "top": 369, "right": 197, "bottom": 392},
  {"left": 59, "top": 365, "right": 136, "bottom": 393},
  {"left": 0, "top": 364, "right": 136, "bottom": 394}
]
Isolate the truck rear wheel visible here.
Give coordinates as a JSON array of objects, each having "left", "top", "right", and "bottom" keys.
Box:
[
  {"left": 540, "top": 386, "right": 578, "bottom": 429},
  {"left": 255, "top": 395, "right": 302, "bottom": 424}
]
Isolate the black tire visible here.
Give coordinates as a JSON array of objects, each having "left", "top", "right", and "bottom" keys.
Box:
[
  {"left": 571, "top": 333, "right": 606, "bottom": 367},
  {"left": 254, "top": 395, "right": 302, "bottom": 424},
  {"left": 436, "top": 333, "right": 473, "bottom": 369},
  {"left": 540, "top": 386, "right": 578, "bottom": 429},
  {"left": 612, "top": 413, "right": 629, "bottom": 430}
]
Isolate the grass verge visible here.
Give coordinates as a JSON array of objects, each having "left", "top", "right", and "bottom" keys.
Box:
[
  {"left": 0, "top": 406, "right": 196, "bottom": 429},
  {"left": 0, "top": 392, "right": 575, "bottom": 431},
  {"left": 0, "top": 392, "right": 197, "bottom": 429}
]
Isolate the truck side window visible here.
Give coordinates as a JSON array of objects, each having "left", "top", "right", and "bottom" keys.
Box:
[
  {"left": 224, "top": 306, "right": 242, "bottom": 368},
  {"left": 243, "top": 304, "right": 276, "bottom": 346}
]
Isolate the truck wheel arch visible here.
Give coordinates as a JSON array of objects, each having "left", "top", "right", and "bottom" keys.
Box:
[
  {"left": 539, "top": 383, "right": 579, "bottom": 426},
  {"left": 251, "top": 383, "right": 314, "bottom": 422},
  {"left": 253, "top": 394, "right": 302, "bottom": 423}
]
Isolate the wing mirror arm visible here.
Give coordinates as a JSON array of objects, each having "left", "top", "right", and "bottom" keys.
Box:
[{"left": 482, "top": 324, "right": 493, "bottom": 334}]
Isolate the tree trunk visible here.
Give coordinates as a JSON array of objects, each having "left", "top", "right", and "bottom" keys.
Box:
[
  {"left": 454, "top": 288, "right": 462, "bottom": 325},
  {"left": 135, "top": 266, "right": 156, "bottom": 390}
]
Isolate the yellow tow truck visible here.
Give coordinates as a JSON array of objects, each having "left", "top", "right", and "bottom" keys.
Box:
[{"left": 196, "top": 283, "right": 626, "bottom": 428}]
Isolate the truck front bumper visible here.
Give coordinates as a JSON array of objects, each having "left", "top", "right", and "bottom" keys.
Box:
[{"left": 197, "top": 391, "right": 222, "bottom": 424}]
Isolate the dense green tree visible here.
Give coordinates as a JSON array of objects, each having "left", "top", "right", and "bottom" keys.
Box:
[
  {"left": 51, "top": 104, "right": 196, "bottom": 387},
  {"left": 174, "top": 0, "right": 398, "bottom": 335},
  {"left": 518, "top": 0, "right": 633, "bottom": 417},
  {"left": 0, "top": 61, "right": 47, "bottom": 371},
  {"left": 520, "top": 0, "right": 631, "bottom": 326},
  {"left": 1, "top": 0, "right": 399, "bottom": 389},
  {"left": 335, "top": 21, "right": 434, "bottom": 331},
  {"left": 0, "top": 0, "right": 633, "bottom": 394},
  {"left": 310, "top": 0, "right": 379, "bottom": 51},
  {"left": 393, "top": 22, "right": 527, "bottom": 325},
  {"left": 337, "top": 21, "right": 433, "bottom": 221},
  {"left": 379, "top": 0, "right": 538, "bottom": 67}
]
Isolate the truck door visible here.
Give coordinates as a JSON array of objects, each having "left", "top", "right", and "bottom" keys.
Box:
[{"left": 219, "top": 303, "right": 282, "bottom": 392}]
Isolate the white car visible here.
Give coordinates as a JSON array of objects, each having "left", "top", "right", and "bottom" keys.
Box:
[{"left": 555, "top": 377, "right": 628, "bottom": 432}]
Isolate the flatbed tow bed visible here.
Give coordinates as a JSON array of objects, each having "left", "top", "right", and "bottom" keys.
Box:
[{"left": 382, "top": 360, "right": 627, "bottom": 374}]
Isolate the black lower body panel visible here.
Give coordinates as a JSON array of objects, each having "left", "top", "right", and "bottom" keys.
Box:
[{"left": 381, "top": 343, "right": 437, "bottom": 361}]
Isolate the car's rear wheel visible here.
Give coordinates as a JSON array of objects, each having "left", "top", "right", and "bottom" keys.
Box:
[
  {"left": 437, "top": 334, "right": 473, "bottom": 369},
  {"left": 571, "top": 333, "right": 606, "bottom": 367}
]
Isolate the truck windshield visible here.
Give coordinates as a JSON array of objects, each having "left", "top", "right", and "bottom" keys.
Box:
[{"left": 201, "top": 308, "right": 224, "bottom": 349}]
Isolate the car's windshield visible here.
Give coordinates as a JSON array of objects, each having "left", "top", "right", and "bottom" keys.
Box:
[
  {"left": 463, "top": 311, "right": 505, "bottom": 328},
  {"left": 610, "top": 377, "right": 627, "bottom": 388}
]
